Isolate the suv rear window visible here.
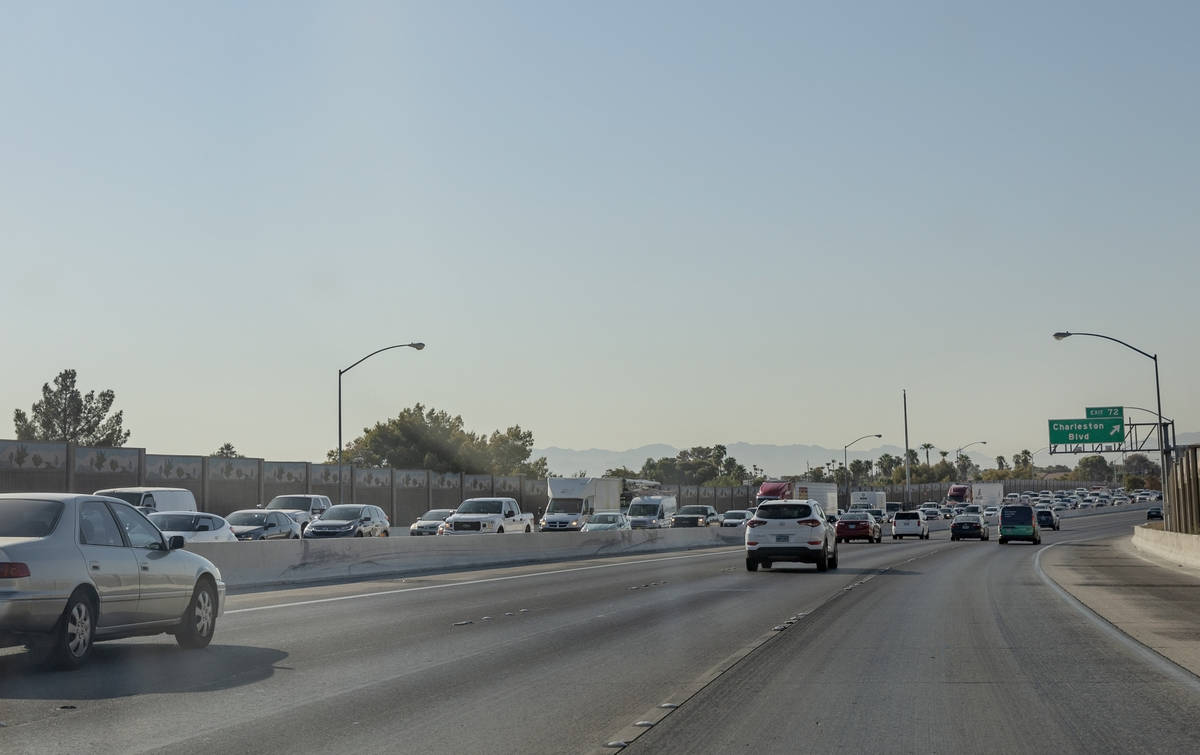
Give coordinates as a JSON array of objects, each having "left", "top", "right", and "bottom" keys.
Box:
[
  {"left": 894, "top": 512, "right": 919, "bottom": 520},
  {"left": 756, "top": 504, "right": 813, "bottom": 519},
  {"left": 1001, "top": 506, "right": 1033, "bottom": 524}
]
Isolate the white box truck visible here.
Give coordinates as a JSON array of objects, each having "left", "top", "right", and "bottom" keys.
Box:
[
  {"left": 849, "top": 491, "right": 886, "bottom": 510},
  {"left": 971, "top": 483, "right": 1005, "bottom": 510},
  {"left": 541, "top": 477, "right": 622, "bottom": 531},
  {"left": 792, "top": 483, "right": 840, "bottom": 518}
]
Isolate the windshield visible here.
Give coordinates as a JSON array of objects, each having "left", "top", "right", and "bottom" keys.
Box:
[
  {"left": 266, "top": 496, "right": 312, "bottom": 510},
  {"left": 1001, "top": 507, "right": 1033, "bottom": 524},
  {"left": 723, "top": 511, "right": 747, "bottom": 520},
  {"left": 546, "top": 498, "right": 582, "bottom": 514},
  {"left": 149, "top": 513, "right": 205, "bottom": 531},
  {"left": 628, "top": 503, "right": 660, "bottom": 516},
  {"left": 678, "top": 506, "right": 707, "bottom": 515},
  {"left": 459, "top": 500, "right": 504, "bottom": 515},
  {"left": 0, "top": 499, "right": 64, "bottom": 538},
  {"left": 227, "top": 512, "right": 268, "bottom": 526},
  {"left": 591, "top": 514, "right": 620, "bottom": 524},
  {"left": 321, "top": 506, "right": 364, "bottom": 520},
  {"left": 756, "top": 504, "right": 813, "bottom": 520},
  {"left": 419, "top": 510, "right": 454, "bottom": 521}
]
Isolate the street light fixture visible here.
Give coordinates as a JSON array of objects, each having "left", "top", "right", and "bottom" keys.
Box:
[
  {"left": 953, "top": 441, "right": 987, "bottom": 478},
  {"left": 844, "top": 434, "right": 882, "bottom": 506},
  {"left": 338, "top": 341, "right": 425, "bottom": 504},
  {"left": 1053, "top": 331, "right": 1168, "bottom": 511}
]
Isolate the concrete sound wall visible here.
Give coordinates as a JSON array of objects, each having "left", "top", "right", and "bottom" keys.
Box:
[{"left": 190, "top": 528, "right": 746, "bottom": 590}]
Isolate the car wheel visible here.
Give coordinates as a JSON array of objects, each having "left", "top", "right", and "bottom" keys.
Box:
[
  {"left": 525, "top": 525, "right": 532, "bottom": 533},
  {"left": 951, "top": 535, "right": 958, "bottom": 541},
  {"left": 42, "top": 590, "right": 96, "bottom": 670},
  {"left": 176, "top": 579, "right": 217, "bottom": 650},
  {"left": 892, "top": 534, "right": 898, "bottom": 540},
  {"left": 381, "top": 530, "right": 390, "bottom": 537},
  {"left": 999, "top": 537, "right": 1007, "bottom": 544},
  {"left": 830, "top": 543, "right": 839, "bottom": 569},
  {"left": 746, "top": 557, "right": 758, "bottom": 572},
  {"left": 497, "top": 527, "right": 505, "bottom": 534},
  {"left": 816, "top": 543, "right": 829, "bottom": 572},
  {"left": 355, "top": 531, "right": 364, "bottom": 537}
]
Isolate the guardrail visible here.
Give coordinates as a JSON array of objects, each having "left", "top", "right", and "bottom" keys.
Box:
[{"left": 1132, "top": 522, "right": 1200, "bottom": 571}]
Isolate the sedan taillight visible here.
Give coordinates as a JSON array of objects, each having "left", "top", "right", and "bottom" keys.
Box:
[
  {"left": 0, "top": 562, "right": 30, "bottom": 578},
  {"left": 746, "top": 519, "right": 767, "bottom": 528}
]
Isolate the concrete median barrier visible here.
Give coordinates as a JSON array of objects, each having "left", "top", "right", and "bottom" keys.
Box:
[
  {"left": 1131, "top": 523, "right": 1200, "bottom": 572},
  {"left": 190, "top": 528, "right": 746, "bottom": 589}
]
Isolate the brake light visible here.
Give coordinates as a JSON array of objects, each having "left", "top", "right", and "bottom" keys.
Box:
[
  {"left": 0, "top": 562, "right": 30, "bottom": 578},
  {"left": 797, "top": 519, "right": 822, "bottom": 527},
  {"left": 747, "top": 520, "right": 767, "bottom": 528}
]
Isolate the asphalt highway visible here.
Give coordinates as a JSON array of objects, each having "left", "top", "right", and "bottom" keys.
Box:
[{"left": 2, "top": 508, "right": 1196, "bottom": 754}]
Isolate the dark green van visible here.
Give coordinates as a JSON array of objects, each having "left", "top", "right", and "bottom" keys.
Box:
[{"left": 999, "top": 504, "right": 1041, "bottom": 545}]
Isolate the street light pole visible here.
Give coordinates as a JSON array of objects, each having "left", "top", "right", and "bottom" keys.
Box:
[
  {"left": 844, "top": 433, "right": 882, "bottom": 509},
  {"left": 337, "top": 342, "right": 425, "bottom": 505},
  {"left": 1054, "top": 331, "right": 1169, "bottom": 516},
  {"left": 953, "top": 440, "right": 987, "bottom": 479}
]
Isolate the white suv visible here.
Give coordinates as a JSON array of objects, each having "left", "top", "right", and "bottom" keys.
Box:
[
  {"left": 892, "top": 510, "right": 929, "bottom": 540},
  {"left": 745, "top": 499, "right": 838, "bottom": 572}
]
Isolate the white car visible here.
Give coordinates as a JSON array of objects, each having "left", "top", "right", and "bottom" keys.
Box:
[
  {"left": 581, "top": 512, "right": 631, "bottom": 532},
  {"left": 147, "top": 512, "right": 237, "bottom": 543},
  {"left": 892, "top": 511, "right": 929, "bottom": 540},
  {"left": 719, "top": 510, "right": 751, "bottom": 528},
  {"left": 744, "top": 499, "right": 838, "bottom": 572},
  {"left": 983, "top": 506, "right": 1000, "bottom": 523}
]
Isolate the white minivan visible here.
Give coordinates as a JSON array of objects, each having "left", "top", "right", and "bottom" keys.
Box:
[
  {"left": 95, "top": 486, "right": 197, "bottom": 513},
  {"left": 626, "top": 495, "right": 678, "bottom": 529},
  {"left": 892, "top": 510, "right": 929, "bottom": 540}
]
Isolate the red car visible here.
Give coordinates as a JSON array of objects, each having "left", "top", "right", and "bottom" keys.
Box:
[{"left": 836, "top": 511, "right": 882, "bottom": 543}]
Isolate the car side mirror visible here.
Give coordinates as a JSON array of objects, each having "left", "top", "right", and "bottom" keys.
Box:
[{"left": 168, "top": 535, "right": 185, "bottom": 550}]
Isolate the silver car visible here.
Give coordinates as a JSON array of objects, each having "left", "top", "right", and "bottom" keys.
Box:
[
  {"left": 0, "top": 493, "right": 226, "bottom": 669},
  {"left": 580, "top": 512, "right": 631, "bottom": 532}
]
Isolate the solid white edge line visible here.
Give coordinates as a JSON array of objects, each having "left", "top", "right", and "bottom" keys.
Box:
[
  {"left": 225, "top": 548, "right": 740, "bottom": 615},
  {"left": 1034, "top": 537, "right": 1200, "bottom": 690}
]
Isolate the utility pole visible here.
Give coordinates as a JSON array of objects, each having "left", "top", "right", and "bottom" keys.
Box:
[{"left": 903, "top": 389, "right": 911, "bottom": 509}]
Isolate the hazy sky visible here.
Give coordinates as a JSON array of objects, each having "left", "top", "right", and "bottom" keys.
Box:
[{"left": 3, "top": 2, "right": 1197, "bottom": 468}]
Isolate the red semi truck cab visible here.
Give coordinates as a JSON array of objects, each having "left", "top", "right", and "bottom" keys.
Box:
[{"left": 946, "top": 484, "right": 970, "bottom": 505}]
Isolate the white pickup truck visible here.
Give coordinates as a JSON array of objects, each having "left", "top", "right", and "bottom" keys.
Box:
[{"left": 443, "top": 497, "right": 534, "bottom": 534}]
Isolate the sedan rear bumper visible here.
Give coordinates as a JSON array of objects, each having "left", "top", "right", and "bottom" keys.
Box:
[{"left": 0, "top": 593, "right": 66, "bottom": 635}]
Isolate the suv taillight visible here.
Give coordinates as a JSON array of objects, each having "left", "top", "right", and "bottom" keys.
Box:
[
  {"left": 0, "top": 562, "right": 30, "bottom": 578},
  {"left": 797, "top": 519, "right": 822, "bottom": 527},
  {"left": 746, "top": 519, "right": 767, "bottom": 528}
]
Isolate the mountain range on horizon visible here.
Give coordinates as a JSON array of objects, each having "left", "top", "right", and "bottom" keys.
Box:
[{"left": 532, "top": 433, "right": 1199, "bottom": 478}]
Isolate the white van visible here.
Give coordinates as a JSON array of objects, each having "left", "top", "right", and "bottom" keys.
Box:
[
  {"left": 94, "top": 486, "right": 197, "bottom": 513},
  {"left": 626, "top": 495, "right": 678, "bottom": 529}
]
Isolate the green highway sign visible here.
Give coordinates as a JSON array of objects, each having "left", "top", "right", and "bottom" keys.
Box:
[
  {"left": 1048, "top": 418, "right": 1125, "bottom": 445},
  {"left": 1086, "top": 406, "right": 1124, "bottom": 420}
]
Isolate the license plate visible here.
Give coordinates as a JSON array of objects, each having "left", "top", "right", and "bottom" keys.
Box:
[{"left": 775, "top": 534, "right": 789, "bottom": 543}]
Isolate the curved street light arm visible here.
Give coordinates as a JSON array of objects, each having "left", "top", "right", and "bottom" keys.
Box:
[
  {"left": 341, "top": 342, "right": 426, "bottom": 375},
  {"left": 1055, "top": 331, "right": 1154, "bottom": 361}
]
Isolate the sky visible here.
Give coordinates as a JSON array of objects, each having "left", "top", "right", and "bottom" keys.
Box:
[{"left": 2, "top": 1, "right": 1197, "bottom": 469}]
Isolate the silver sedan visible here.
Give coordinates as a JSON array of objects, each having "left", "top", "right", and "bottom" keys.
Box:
[{"left": 0, "top": 493, "right": 226, "bottom": 669}]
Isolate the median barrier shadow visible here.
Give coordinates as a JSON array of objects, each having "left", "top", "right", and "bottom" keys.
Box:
[{"left": 0, "top": 643, "right": 288, "bottom": 700}]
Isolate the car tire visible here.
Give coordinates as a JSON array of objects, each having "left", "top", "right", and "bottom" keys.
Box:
[
  {"left": 176, "top": 579, "right": 218, "bottom": 650},
  {"left": 999, "top": 537, "right": 1007, "bottom": 544},
  {"left": 746, "top": 558, "right": 758, "bottom": 572},
  {"left": 525, "top": 525, "right": 532, "bottom": 533},
  {"left": 892, "top": 535, "right": 898, "bottom": 540},
  {"left": 830, "top": 544, "right": 839, "bottom": 569},
  {"left": 42, "top": 590, "right": 96, "bottom": 670},
  {"left": 816, "top": 543, "right": 829, "bottom": 572},
  {"left": 951, "top": 535, "right": 958, "bottom": 541},
  {"left": 497, "top": 527, "right": 505, "bottom": 534},
  {"left": 381, "top": 530, "right": 390, "bottom": 537}
]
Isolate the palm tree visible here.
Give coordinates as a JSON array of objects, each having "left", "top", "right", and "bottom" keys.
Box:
[{"left": 920, "top": 443, "right": 935, "bottom": 466}]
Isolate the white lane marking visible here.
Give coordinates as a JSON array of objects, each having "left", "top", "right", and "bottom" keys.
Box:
[{"left": 225, "top": 549, "right": 740, "bottom": 615}]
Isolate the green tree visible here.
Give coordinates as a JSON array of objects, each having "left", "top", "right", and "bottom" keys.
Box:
[
  {"left": 1124, "top": 475, "right": 1145, "bottom": 490},
  {"left": 995, "top": 456, "right": 1009, "bottom": 471},
  {"left": 1122, "top": 453, "right": 1160, "bottom": 479},
  {"left": 331, "top": 404, "right": 548, "bottom": 476},
  {"left": 639, "top": 445, "right": 749, "bottom": 487},
  {"left": 13, "top": 369, "right": 130, "bottom": 446},
  {"left": 604, "top": 466, "right": 641, "bottom": 479},
  {"left": 1012, "top": 450, "right": 1033, "bottom": 477},
  {"left": 920, "top": 443, "right": 935, "bottom": 466},
  {"left": 1072, "top": 455, "right": 1112, "bottom": 483},
  {"left": 213, "top": 442, "right": 243, "bottom": 458},
  {"left": 876, "top": 454, "right": 900, "bottom": 479}
]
